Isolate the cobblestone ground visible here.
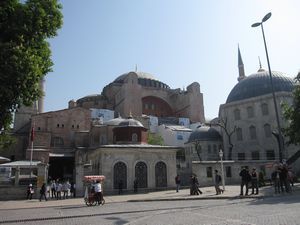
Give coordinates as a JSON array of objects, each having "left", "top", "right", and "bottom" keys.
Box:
[{"left": 0, "top": 194, "right": 299, "bottom": 225}]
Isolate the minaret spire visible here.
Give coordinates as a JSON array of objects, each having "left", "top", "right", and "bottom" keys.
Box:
[
  {"left": 257, "top": 56, "right": 265, "bottom": 72},
  {"left": 238, "top": 45, "right": 246, "bottom": 82}
]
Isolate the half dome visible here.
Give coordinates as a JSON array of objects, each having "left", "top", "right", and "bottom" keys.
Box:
[{"left": 188, "top": 126, "right": 221, "bottom": 142}]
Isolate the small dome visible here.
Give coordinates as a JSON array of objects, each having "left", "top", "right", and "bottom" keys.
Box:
[
  {"left": 118, "top": 118, "right": 145, "bottom": 128},
  {"left": 104, "top": 117, "right": 126, "bottom": 126},
  {"left": 188, "top": 126, "right": 221, "bottom": 142},
  {"left": 226, "top": 71, "right": 295, "bottom": 103}
]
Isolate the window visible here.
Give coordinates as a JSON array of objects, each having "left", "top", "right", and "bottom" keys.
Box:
[
  {"left": 249, "top": 125, "right": 256, "bottom": 140},
  {"left": 177, "top": 134, "right": 183, "bottom": 140},
  {"left": 236, "top": 127, "right": 243, "bottom": 141},
  {"left": 226, "top": 166, "right": 232, "bottom": 177},
  {"left": 251, "top": 151, "right": 260, "bottom": 160},
  {"left": 238, "top": 153, "right": 245, "bottom": 160},
  {"left": 132, "top": 133, "right": 138, "bottom": 142},
  {"left": 145, "top": 104, "right": 148, "bottom": 110},
  {"left": 266, "top": 150, "right": 275, "bottom": 160},
  {"left": 247, "top": 106, "right": 254, "bottom": 118},
  {"left": 151, "top": 104, "right": 155, "bottom": 110},
  {"left": 206, "top": 167, "right": 212, "bottom": 177},
  {"left": 77, "top": 125, "right": 79, "bottom": 129},
  {"left": 264, "top": 124, "right": 272, "bottom": 137},
  {"left": 213, "top": 145, "right": 217, "bottom": 154},
  {"left": 207, "top": 145, "right": 211, "bottom": 154},
  {"left": 51, "top": 136, "right": 64, "bottom": 147},
  {"left": 38, "top": 127, "right": 41, "bottom": 131},
  {"left": 234, "top": 109, "right": 241, "bottom": 120},
  {"left": 261, "top": 103, "right": 269, "bottom": 115},
  {"left": 57, "top": 124, "right": 59, "bottom": 128},
  {"left": 62, "top": 124, "right": 64, "bottom": 128}
]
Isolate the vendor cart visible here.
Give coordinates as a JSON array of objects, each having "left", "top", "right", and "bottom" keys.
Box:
[{"left": 83, "top": 175, "right": 105, "bottom": 206}]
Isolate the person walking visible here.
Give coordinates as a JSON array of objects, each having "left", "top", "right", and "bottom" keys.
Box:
[
  {"left": 251, "top": 168, "right": 259, "bottom": 195},
  {"left": 39, "top": 183, "right": 48, "bottom": 201},
  {"left": 214, "top": 170, "right": 223, "bottom": 195},
  {"left": 26, "top": 184, "right": 34, "bottom": 200},
  {"left": 239, "top": 167, "right": 250, "bottom": 196},
  {"left": 175, "top": 175, "right": 181, "bottom": 193},
  {"left": 94, "top": 180, "right": 103, "bottom": 205},
  {"left": 271, "top": 167, "right": 281, "bottom": 194},
  {"left": 50, "top": 180, "right": 56, "bottom": 199}
]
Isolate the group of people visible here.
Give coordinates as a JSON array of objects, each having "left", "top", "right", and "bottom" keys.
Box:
[
  {"left": 271, "top": 164, "right": 295, "bottom": 194},
  {"left": 91, "top": 180, "right": 104, "bottom": 205},
  {"left": 239, "top": 167, "right": 259, "bottom": 196},
  {"left": 49, "top": 180, "right": 76, "bottom": 200},
  {"left": 26, "top": 180, "right": 76, "bottom": 201}
]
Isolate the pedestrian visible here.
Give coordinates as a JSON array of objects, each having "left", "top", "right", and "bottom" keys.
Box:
[
  {"left": 251, "top": 168, "right": 259, "bottom": 195},
  {"left": 56, "top": 181, "right": 62, "bottom": 200},
  {"left": 288, "top": 170, "right": 295, "bottom": 187},
  {"left": 133, "top": 178, "right": 138, "bottom": 193},
  {"left": 50, "top": 180, "right": 56, "bottom": 199},
  {"left": 26, "top": 184, "right": 34, "bottom": 200},
  {"left": 279, "top": 164, "right": 290, "bottom": 193},
  {"left": 239, "top": 167, "right": 251, "bottom": 196},
  {"left": 214, "top": 170, "right": 223, "bottom": 195},
  {"left": 271, "top": 167, "right": 281, "bottom": 194},
  {"left": 70, "top": 182, "right": 76, "bottom": 197},
  {"left": 191, "top": 175, "right": 202, "bottom": 195},
  {"left": 94, "top": 180, "right": 104, "bottom": 205},
  {"left": 118, "top": 180, "right": 123, "bottom": 195},
  {"left": 39, "top": 183, "right": 48, "bottom": 201},
  {"left": 175, "top": 175, "right": 181, "bottom": 192}
]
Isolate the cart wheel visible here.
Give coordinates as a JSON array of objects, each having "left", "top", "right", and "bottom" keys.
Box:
[
  {"left": 84, "top": 197, "right": 94, "bottom": 206},
  {"left": 101, "top": 198, "right": 105, "bottom": 205}
]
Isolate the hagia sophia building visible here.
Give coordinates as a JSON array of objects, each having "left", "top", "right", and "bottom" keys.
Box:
[{"left": 2, "top": 47, "right": 299, "bottom": 194}]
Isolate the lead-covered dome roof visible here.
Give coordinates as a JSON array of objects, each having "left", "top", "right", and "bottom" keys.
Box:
[
  {"left": 226, "top": 71, "right": 295, "bottom": 103},
  {"left": 188, "top": 126, "right": 221, "bottom": 142},
  {"left": 113, "top": 71, "right": 170, "bottom": 89}
]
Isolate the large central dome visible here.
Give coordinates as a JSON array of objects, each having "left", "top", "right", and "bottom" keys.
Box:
[
  {"left": 226, "top": 70, "right": 295, "bottom": 103},
  {"left": 114, "top": 71, "right": 157, "bottom": 83}
]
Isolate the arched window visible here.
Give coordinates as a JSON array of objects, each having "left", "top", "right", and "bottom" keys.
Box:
[
  {"left": 261, "top": 103, "right": 269, "bottom": 116},
  {"left": 249, "top": 125, "right": 257, "bottom": 140},
  {"left": 247, "top": 106, "right": 254, "bottom": 118},
  {"left": 264, "top": 124, "right": 272, "bottom": 138},
  {"left": 51, "top": 137, "right": 64, "bottom": 147},
  {"left": 155, "top": 161, "right": 167, "bottom": 187},
  {"left": 113, "top": 162, "right": 127, "bottom": 189},
  {"left": 236, "top": 128, "right": 243, "bottom": 141},
  {"left": 135, "top": 162, "right": 148, "bottom": 188},
  {"left": 234, "top": 109, "right": 241, "bottom": 120},
  {"left": 132, "top": 133, "right": 138, "bottom": 142}
]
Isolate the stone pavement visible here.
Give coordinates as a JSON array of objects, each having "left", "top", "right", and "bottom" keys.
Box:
[{"left": 0, "top": 183, "right": 299, "bottom": 210}]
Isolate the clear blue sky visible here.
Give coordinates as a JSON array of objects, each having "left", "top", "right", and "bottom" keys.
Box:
[{"left": 45, "top": 0, "right": 300, "bottom": 120}]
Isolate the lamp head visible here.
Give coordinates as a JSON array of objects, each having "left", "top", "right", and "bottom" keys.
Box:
[
  {"left": 262, "top": 12, "right": 272, "bottom": 22},
  {"left": 251, "top": 22, "right": 261, "bottom": 27}
]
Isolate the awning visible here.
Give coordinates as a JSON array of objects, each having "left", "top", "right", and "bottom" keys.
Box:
[
  {"left": 0, "top": 161, "right": 41, "bottom": 168},
  {"left": 49, "top": 152, "right": 74, "bottom": 157},
  {"left": 0, "top": 156, "right": 10, "bottom": 162}
]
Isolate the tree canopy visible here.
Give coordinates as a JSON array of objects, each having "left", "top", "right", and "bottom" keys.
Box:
[
  {"left": 0, "top": 0, "right": 63, "bottom": 132},
  {"left": 283, "top": 72, "right": 300, "bottom": 145},
  {"left": 147, "top": 133, "right": 164, "bottom": 146}
]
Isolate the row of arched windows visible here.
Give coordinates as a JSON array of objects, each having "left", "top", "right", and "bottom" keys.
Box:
[
  {"left": 113, "top": 161, "right": 167, "bottom": 189},
  {"left": 234, "top": 103, "right": 269, "bottom": 121},
  {"left": 236, "top": 123, "right": 272, "bottom": 141}
]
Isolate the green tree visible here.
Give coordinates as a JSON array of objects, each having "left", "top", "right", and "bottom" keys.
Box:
[
  {"left": 0, "top": 0, "right": 63, "bottom": 139},
  {"left": 147, "top": 133, "right": 164, "bottom": 145},
  {"left": 283, "top": 72, "right": 300, "bottom": 145}
]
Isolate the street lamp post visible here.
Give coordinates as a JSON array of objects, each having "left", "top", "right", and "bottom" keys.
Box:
[
  {"left": 219, "top": 149, "right": 225, "bottom": 191},
  {"left": 251, "top": 12, "right": 284, "bottom": 163}
]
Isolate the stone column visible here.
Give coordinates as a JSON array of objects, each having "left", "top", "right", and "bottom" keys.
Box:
[
  {"left": 14, "top": 166, "right": 20, "bottom": 186},
  {"left": 37, "top": 163, "right": 48, "bottom": 188},
  {"left": 75, "top": 163, "right": 84, "bottom": 197}
]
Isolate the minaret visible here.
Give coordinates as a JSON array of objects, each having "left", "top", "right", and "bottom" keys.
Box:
[
  {"left": 238, "top": 45, "right": 246, "bottom": 82},
  {"left": 37, "top": 78, "right": 45, "bottom": 113}
]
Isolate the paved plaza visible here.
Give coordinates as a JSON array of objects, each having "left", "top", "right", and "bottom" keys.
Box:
[{"left": 0, "top": 184, "right": 299, "bottom": 224}]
